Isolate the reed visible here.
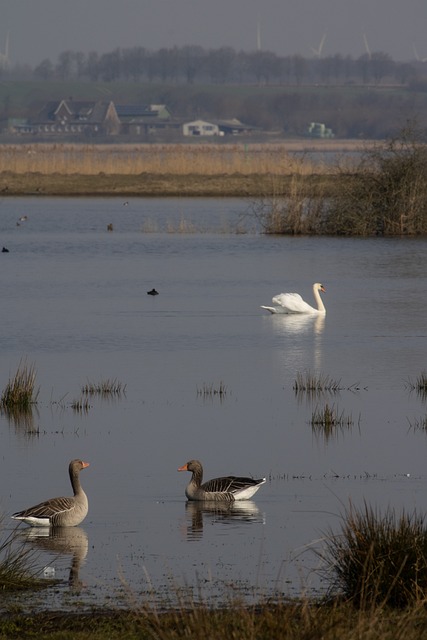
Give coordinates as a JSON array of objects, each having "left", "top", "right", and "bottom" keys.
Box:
[{"left": 0, "top": 142, "right": 326, "bottom": 176}]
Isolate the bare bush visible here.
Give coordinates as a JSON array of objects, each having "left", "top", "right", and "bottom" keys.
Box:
[{"left": 327, "top": 123, "right": 427, "bottom": 235}]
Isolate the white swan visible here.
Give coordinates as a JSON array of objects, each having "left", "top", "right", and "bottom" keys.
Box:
[{"left": 261, "top": 282, "right": 326, "bottom": 315}]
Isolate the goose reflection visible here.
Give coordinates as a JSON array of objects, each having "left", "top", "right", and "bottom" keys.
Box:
[
  {"left": 183, "top": 500, "right": 265, "bottom": 541},
  {"left": 18, "top": 526, "right": 88, "bottom": 589}
]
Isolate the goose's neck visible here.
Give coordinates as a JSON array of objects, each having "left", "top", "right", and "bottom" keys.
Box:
[
  {"left": 70, "top": 469, "right": 83, "bottom": 496},
  {"left": 191, "top": 466, "right": 203, "bottom": 488},
  {"left": 313, "top": 286, "right": 326, "bottom": 313}
]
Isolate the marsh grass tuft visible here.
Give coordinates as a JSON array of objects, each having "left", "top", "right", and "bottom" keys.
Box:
[
  {"left": 294, "top": 371, "right": 342, "bottom": 395},
  {"left": 81, "top": 378, "right": 126, "bottom": 396},
  {"left": 407, "top": 415, "right": 427, "bottom": 432},
  {"left": 70, "top": 397, "right": 92, "bottom": 413},
  {"left": 197, "top": 381, "right": 228, "bottom": 398},
  {"left": 0, "top": 360, "right": 39, "bottom": 411},
  {"left": 311, "top": 403, "right": 358, "bottom": 441},
  {"left": 406, "top": 371, "right": 427, "bottom": 398},
  {"left": 321, "top": 502, "right": 427, "bottom": 609}
]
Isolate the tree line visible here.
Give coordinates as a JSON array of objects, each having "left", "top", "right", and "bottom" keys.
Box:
[{"left": 28, "top": 45, "right": 426, "bottom": 87}]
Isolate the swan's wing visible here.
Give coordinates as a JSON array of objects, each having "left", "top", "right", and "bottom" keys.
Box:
[{"left": 272, "top": 293, "right": 316, "bottom": 313}]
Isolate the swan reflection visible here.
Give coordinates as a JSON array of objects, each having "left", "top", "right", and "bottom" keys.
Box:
[
  {"left": 267, "top": 313, "right": 325, "bottom": 336},
  {"left": 19, "top": 526, "right": 88, "bottom": 589},
  {"left": 183, "top": 500, "right": 265, "bottom": 541},
  {"left": 266, "top": 313, "right": 325, "bottom": 373}
]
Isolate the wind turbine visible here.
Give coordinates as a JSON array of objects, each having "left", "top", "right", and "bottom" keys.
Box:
[
  {"left": 413, "top": 44, "right": 427, "bottom": 62},
  {"left": 257, "top": 20, "right": 261, "bottom": 51},
  {"left": 362, "top": 33, "right": 371, "bottom": 59},
  {"left": 0, "top": 32, "right": 9, "bottom": 69},
  {"left": 310, "top": 33, "right": 326, "bottom": 58}
]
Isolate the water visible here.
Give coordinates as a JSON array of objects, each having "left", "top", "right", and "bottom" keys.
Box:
[{"left": 0, "top": 196, "right": 426, "bottom": 610}]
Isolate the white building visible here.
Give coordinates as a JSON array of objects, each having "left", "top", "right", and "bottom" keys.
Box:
[{"left": 182, "top": 120, "right": 220, "bottom": 137}]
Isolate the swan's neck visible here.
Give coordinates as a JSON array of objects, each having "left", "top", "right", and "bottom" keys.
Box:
[{"left": 313, "top": 286, "right": 326, "bottom": 313}]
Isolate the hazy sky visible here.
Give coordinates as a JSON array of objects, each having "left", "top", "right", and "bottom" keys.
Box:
[{"left": 2, "top": 0, "right": 427, "bottom": 66}]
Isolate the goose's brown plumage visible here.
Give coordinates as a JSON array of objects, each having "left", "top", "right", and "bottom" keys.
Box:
[
  {"left": 12, "top": 459, "right": 89, "bottom": 527},
  {"left": 178, "top": 459, "right": 265, "bottom": 502}
]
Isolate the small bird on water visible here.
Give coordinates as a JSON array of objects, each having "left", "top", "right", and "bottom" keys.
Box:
[{"left": 147, "top": 288, "right": 159, "bottom": 296}]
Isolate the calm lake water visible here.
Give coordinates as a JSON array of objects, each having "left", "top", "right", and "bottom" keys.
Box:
[{"left": 0, "top": 196, "right": 426, "bottom": 611}]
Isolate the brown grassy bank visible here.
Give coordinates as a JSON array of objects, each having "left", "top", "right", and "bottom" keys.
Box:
[
  {"left": 1, "top": 601, "right": 427, "bottom": 639},
  {"left": 0, "top": 140, "right": 369, "bottom": 197},
  {"left": 0, "top": 171, "right": 342, "bottom": 197}
]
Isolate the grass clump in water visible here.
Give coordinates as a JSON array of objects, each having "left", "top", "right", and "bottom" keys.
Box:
[
  {"left": 197, "top": 381, "right": 228, "bottom": 398},
  {"left": 70, "top": 397, "right": 92, "bottom": 413},
  {"left": 407, "top": 415, "right": 427, "bottom": 432},
  {"left": 294, "top": 371, "right": 342, "bottom": 394},
  {"left": 0, "top": 360, "right": 39, "bottom": 411},
  {"left": 321, "top": 502, "right": 427, "bottom": 609},
  {"left": 406, "top": 371, "right": 427, "bottom": 398},
  {"left": 81, "top": 378, "right": 126, "bottom": 396}
]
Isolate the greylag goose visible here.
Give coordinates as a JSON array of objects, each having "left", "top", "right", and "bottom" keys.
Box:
[
  {"left": 178, "top": 459, "right": 265, "bottom": 501},
  {"left": 12, "top": 459, "right": 89, "bottom": 527},
  {"left": 261, "top": 282, "right": 326, "bottom": 314}
]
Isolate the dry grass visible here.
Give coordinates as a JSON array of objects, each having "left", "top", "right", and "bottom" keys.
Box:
[{"left": 0, "top": 141, "right": 366, "bottom": 176}]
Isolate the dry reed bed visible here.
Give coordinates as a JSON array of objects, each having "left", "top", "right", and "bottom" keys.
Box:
[{"left": 0, "top": 142, "right": 364, "bottom": 176}]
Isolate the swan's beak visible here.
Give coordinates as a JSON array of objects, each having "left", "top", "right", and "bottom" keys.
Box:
[{"left": 320, "top": 285, "right": 326, "bottom": 292}]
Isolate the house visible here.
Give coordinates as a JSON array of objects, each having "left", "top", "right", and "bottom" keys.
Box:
[
  {"left": 217, "top": 118, "right": 257, "bottom": 135},
  {"left": 182, "top": 120, "right": 221, "bottom": 137},
  {"left": 115, "top": 104, "right": 178, "bottom": 136},
  {"left": 31, "top": 99, "right": 121, "bottom": 136}
]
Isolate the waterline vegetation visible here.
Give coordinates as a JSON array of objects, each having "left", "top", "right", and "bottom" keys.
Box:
[
  {"left": 0, "top": 360, "right": 39, "bottom": 412},
  {"left": 0, "top": 521, "right": 48, "bottom": 592},
  {"left": 81, "top": 377, "right": 126, "bottom": 396},
  {"left": 321, "top": 502, "right": 427, "bottom": 609}
]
